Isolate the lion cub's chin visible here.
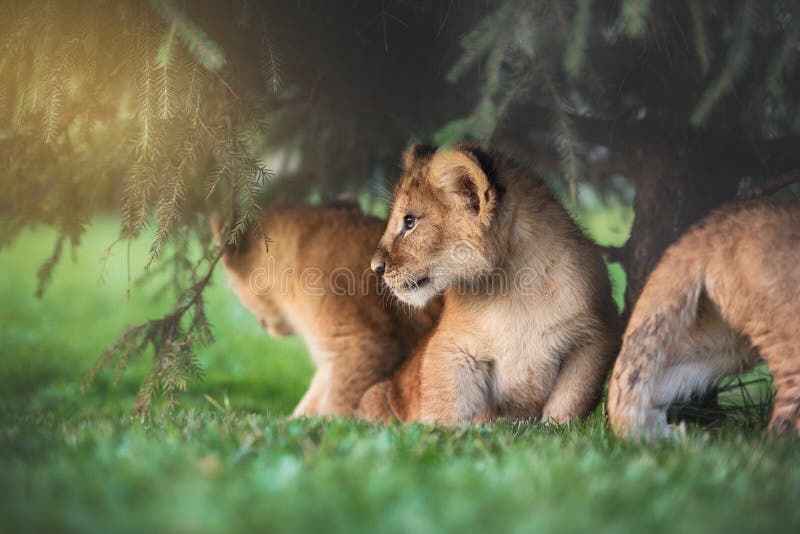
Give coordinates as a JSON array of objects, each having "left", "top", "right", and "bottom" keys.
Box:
[{"left": 390, "top": 284, "right": 440, "bottom": 309}]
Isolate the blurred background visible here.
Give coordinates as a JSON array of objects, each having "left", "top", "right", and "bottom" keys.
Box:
[{"left": 1, "top": 1, "right": 799, "bottom": 532}]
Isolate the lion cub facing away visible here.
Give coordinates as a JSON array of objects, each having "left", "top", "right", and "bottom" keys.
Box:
[
  {"left": 358, "top": 143, "right": 620, "bottom": 424},
  {"left": 213, "top": 206, "right": 439, "bottom": 417},
  {"left": 608, "top": 200, "right": 800, "bottom": 438}
]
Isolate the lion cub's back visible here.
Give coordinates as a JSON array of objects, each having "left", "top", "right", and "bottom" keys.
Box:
[
  {"left": 266, "top": 205, "right": 388, "bottom": 277},
  {"left": 695, "top": 200, "right": 800, "bottom": 328}
]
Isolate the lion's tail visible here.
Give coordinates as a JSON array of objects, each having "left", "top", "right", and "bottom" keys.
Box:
[{"left": 607, "top": 255, "right": 705, "bottom": 439}]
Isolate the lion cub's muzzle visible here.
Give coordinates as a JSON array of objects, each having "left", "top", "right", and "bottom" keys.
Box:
[{"left": 371, "top": 248, "right": 387, "bottom": 277}]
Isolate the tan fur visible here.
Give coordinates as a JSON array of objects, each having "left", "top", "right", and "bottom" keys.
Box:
[
  {"left": 607, "top": 200, "right": 800, "bottom": 438},
  {"left": 357, "top": 143, "right": 620, "bottom": 424},
  {"left": 213, "top": 206, "right": 440, "bottom": 417},
  {"left": 357, "top": 335, "right": 427, "bottom": 422}
]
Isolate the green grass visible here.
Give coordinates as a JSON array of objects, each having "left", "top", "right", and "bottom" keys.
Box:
[{"left": 1, "top": 217, "right": 799, "bottom": 533}]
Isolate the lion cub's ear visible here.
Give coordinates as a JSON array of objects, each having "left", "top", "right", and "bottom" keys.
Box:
[
  {"left": 429, "top": 149, "right": 496, "bottom": 226},
  {"left": 402, "top": 143, "right": 436, "bottom": 169}
]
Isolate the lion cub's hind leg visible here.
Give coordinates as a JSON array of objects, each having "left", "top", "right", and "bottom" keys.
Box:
[
  {"left": 765, "top": 348, "right": 800, "bottom": 435},
  {"left": 730, "top": 254, "right": 800, "bottom": 435},
  {"left": 754, "top": 327, "right": 800, "bottom": 435}
]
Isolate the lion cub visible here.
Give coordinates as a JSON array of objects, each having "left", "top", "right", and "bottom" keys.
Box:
[
  {"left": 213, "top": 206, "right": 439, "bottom": 417},
  {"left": 608, "top": 200, "right": 800, "bottom": 438},
  {"left": 358, "top": 143, "right": 620, "bottom": 424}
]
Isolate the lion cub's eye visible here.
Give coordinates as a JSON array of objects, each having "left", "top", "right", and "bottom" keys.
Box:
[{"left": 403, "top": 214, "right": 417, "bottom": 231}]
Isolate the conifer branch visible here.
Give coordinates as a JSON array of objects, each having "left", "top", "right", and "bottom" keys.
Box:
[
  {"left": 35, "top": 234, "right": 65, "bottom": 298},
  {"left": 136, "top": 27, "right": 157, "bottom": 158},
  {"left": 686, "top": 0, "right": 712, "bottom": 76},
  {"left": 147, "top": 167, "right": 186, "bottom": 269},
  {"left": 84, "top": 245, "right": 223, "bottom": 416},
  {"left": 545, "top": 73, "right": 582, "bottom": 203},
  {"left": 690, "top": 0, "right": 757, "bottom": 126},
  {"left": 621, "top": 0, "right": 651, "bottom": 38},
  {"left": 260, "top": 18, "right": 282, "bottom": 94},
  {"left": 156, "top": 22, "right": 177, "bottom": 120},
  {"left": 564, "top": 0, "right": 592, "bottom": 78},
  {"left": 150, "top": 0, "right": 226, "bottom": 71},
  {"left": 447, "top": 2, "right": 516, "bottom": 84},
  {"left": 0, "top": 7, "right": 35, "bottom": 78},
  {"left": 43, "top": 38, "right": 78, "bottom": 144},
  {"left": 766, "top": 12, "right": 800, "bottom": 98}
]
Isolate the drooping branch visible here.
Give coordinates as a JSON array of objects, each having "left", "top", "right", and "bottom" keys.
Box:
[
  {"left": 742, "top": 172, "right": 800, "bottom": 199},
  {"left": 83, "top": 245, "right": 224, "bottom": 416}
]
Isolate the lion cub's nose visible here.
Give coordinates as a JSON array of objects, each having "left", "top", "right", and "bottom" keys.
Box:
[{"left": 371, "top": 249, "right": 387, "bottom": 277}]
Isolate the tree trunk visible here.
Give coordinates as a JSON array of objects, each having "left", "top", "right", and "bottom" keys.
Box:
[{"left": 619, "top": 134, "right": 740, "bottom": 319}]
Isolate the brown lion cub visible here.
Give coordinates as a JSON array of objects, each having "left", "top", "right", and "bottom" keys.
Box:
[
  {"left": 358, "top": 143, "right": 620, "bottom": 424},
  {"left": 608, "top": 200, "right": 800, "bottom": 438},
  {"left": 212, "top": 206, "right": 439, "bottom": 417}
]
